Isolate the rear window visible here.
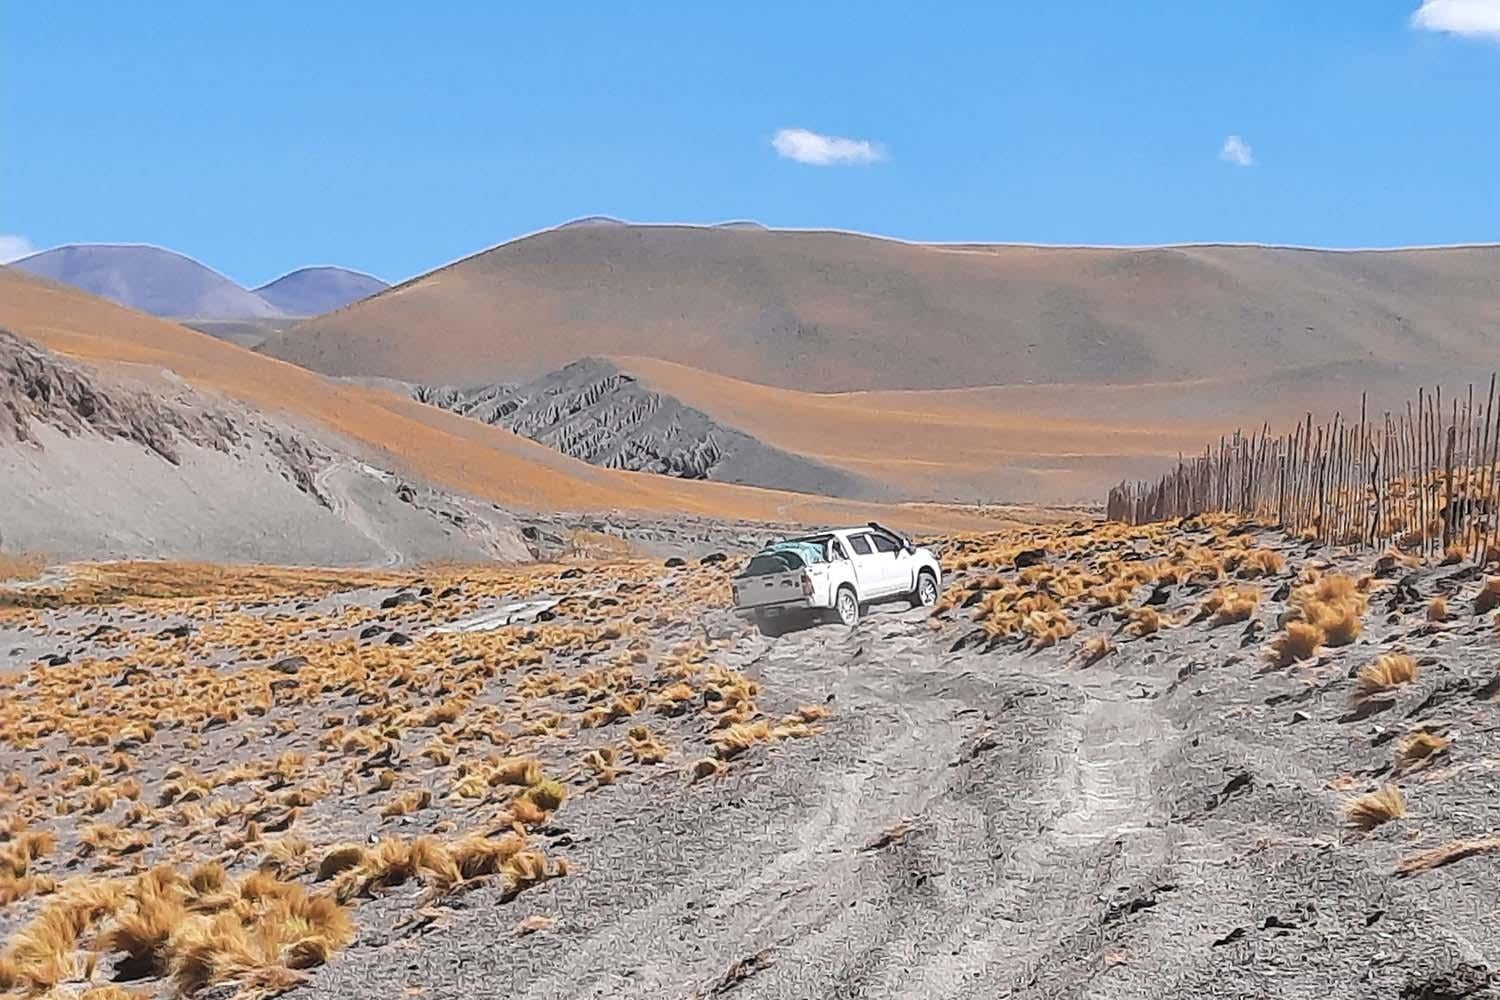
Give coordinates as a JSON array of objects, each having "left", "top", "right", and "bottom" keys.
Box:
[
  {"left": 848, "top": 535, "right": 873, "bottom": 556},
  {"left": 742, "top": 552, "right": 803, "bottom": 576},
  {"left": 871, "top": 534, "right": 900, "bottom": 553}
]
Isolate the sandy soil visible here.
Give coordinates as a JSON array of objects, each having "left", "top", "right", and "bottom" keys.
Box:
[{"left": 2, "top": 519, "right": 1497, "bottom": 999}]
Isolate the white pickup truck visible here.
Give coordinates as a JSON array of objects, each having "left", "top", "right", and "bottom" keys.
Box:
[{"left": 731, "top": 523, "right": 942, "bottom": 635}]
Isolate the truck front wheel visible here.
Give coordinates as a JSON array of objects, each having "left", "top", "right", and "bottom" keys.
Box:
[
  {"left": 835, "top": 586, "right": 860, "bottom": 627},
  {"left": 914, "top": 570, "right": 939, "bottom": 607}
]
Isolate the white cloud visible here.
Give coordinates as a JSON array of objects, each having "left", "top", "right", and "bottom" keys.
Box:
[
  {"left": 1412, "top": 0, "right": 1500, "bottom": 39},
  {"left": 771, "top": 127, "right": 885, "bottom": 166},
  {"left": 0, "top": 234, "right": 34, "bottom": 263},
  {"left": 1220, "top": 134, "right": 1254, "bottom": 167}
]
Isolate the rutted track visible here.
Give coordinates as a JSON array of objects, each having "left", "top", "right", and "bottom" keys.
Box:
[{"left": 315, "top": 603, "right": 1194, "bottom": 999}]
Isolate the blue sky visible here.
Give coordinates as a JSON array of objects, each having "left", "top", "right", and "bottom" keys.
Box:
[{"left": 4, "top": 1, "right": 1500, "bottom": 285}]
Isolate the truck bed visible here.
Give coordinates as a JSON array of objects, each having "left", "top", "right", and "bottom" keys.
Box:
[{"left": 732, "top": 569, "right": 811, "bottom": 613}]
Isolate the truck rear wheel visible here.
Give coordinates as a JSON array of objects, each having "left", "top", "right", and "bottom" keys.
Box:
[
  {"left": 835, "top": 586, "right": 860, "bottom": 627},
  {"left": 755, "top": 612, "right": 789, "bottom": 638}
]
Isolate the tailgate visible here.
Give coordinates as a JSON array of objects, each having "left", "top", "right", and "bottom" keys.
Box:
[{"left": 732, "top": 571, "right": 808, "bottom": 610}]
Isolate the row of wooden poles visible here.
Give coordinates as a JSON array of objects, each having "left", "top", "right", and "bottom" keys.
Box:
[{"left": 1107, "top": 374, "right": 1500, "bottom": 563}]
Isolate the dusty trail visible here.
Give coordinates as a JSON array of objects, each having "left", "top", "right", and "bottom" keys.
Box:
[
  {"left": 313, "top": 459, "right": 406, "bottom": 568},
  {"left": 322, "top": 604, "right": 1194, "bottom": 1000}
]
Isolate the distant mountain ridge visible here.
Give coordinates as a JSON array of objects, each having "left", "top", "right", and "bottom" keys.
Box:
[
  {"left": 6, "top": 244, "right": 385, "bottom": 320},
  {"left": 254, "top": 266, "right": 388, "bottom": 315}
]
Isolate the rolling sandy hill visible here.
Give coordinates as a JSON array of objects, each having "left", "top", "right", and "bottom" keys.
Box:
[
  {"left": 260, "top": 224, "right": 1500, "bottom": 392},
  {"left": 0, "top": 270, "right": 1015, "bottom": 563},
  {"left": 614, "top": 355, "right": 1488, "bottom": 504}
]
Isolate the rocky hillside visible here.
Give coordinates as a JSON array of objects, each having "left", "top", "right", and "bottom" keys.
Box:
[
  {"left": 0, "top": 327, "right": 532, "bottom": 565},
  {"left": 414, "top": 358, "right": 878, "bottom": 499}
]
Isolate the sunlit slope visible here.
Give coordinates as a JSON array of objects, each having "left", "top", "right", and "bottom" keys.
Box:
[
  {"left": 0, "top": 270, "right": 1020, "bottom": 533},
  {"left": 263, "top": 224, "right": 1500, "bottom": 391}
]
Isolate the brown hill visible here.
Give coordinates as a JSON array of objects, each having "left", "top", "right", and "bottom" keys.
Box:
[
  {"left": 615, "top": 355, "right": 1484, "bottom": 504},
  {"left": 260, "top": 225, "right": 1500, "bottom": 391},
  {"left": 0, "top": 270, "right": 1019, "bottom": 561}
]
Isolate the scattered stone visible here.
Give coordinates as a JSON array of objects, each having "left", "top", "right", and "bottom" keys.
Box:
[
  {"left": 1013, "top": 547, "right": 1047, "bottom": 568},
  {"left": 359, "top": 624, "right": 386, "bottom": 639},
  {"left": 385, "top": 631, "right": 412, "bottom": 646},
  {"left": 1401, "top": 964, "right": 1494, "bottom": 1000},
  {"left": 380, "top": 591, "right": 418, "bottom": 609},
  {"left": 269, "top": 655, "right": 307, "bottom": 675}
]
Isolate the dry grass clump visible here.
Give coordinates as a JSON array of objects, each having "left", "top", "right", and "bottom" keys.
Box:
[
  {"left": 1344, "top": 785, "right": 1406, "bottom": 831},
  {"left": 1269, "top": 621, "right": 1324, "bottom": 667},
  {"left": 1289, "top": 573, "right": 1368, "bottom": 646},
  {"left": 1202, "top": 584, "right": 1261, "bottom": 625},
  {"left": 1234, "top": 548, "right": 1285, "bottom": 579},
  {"left": 1124, "top": 607, "right": 1166, "bottom": 637},
  {"left": 1396, "top": 729, "right": 1449, "bottom": 770},
  {"left": 1357, "top": 653, "right": 1418, "bottom": 697},
  {"left": 1077, "top": 636, "right": 1114, "bottom": 667},
  {"left": 1427, "top": 595, "right": 1449, "bottom": 622},
  {"left": 1475, "top": 577, "right": 1500, "bottom": 614},
  {"left": 1395, "top": 835, "right": 1500, "bottom": 876}
]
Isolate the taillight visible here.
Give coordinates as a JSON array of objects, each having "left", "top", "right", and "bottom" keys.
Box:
[{"left": 801, "top": 574, "right": 813, "bottom": 596}]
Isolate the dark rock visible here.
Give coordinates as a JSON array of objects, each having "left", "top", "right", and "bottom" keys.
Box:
[
  {"left": 1401, "top": 964, "right": 1493, "bottom": 1000},
  {"left": 385, "top": 631, "right": 412, "bottom": 646},
  {"left": 665, "top": 557, "right": 686, "bottom": 568},
  {"left": 560, "top": 568, "right": 584, "bottom": 580},
  {"left": 156, "top": 624, "right": 192, "bottom": 639},
  {"left": 438, "top": 586, "right": 462, "bottom": 600},
  {"left": 1013, "top": 548, "right": 1047, "bottom": 568},
  {"left": 269, "top": 655, "right": 307, "bottom": 675},
  {"left": 700, "top": 552, "right": 727, "bottom": 565},
  {"left": 380, "top": 591, "right": 418, "bottom": 609},
  {"left": 359, "top": 624, "right": 386, "bottom": 640},
  {"left": 45, "top": 653, "right": 70, "bottom": 666},
  {"left": 1211, "top": 927, "right": 1246, "bottom": 947},
  {"left": 1339, "top": 697, "right": 1395, "bottom": 723}
]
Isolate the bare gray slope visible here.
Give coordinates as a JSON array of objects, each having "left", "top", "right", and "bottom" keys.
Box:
[
  {"left": 0, "top": 328, "right": 529, "bottom": 565},
  {"left": 414, "top": 357, "right": 880, "bottom": 499},
  {"left": 262, "top": 224, "right": 1500, "bottom": 391},
  {"left": 8, "top": 244, "right": 285, "bottom": 320}
]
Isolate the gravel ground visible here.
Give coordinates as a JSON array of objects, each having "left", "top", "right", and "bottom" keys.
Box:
[{"left": 2, "top": 523, "right": 1498, "bottom": 999}]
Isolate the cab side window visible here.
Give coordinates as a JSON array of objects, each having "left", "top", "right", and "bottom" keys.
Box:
[
  {"left": 870, "top": 534, "right": 900, "bottom": 554},
  {"left": 830, "top": 540, "right": 848, "bottom": 560},
  {"left": 848, "top": 534, "right": 874, "bottom": 556}
]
